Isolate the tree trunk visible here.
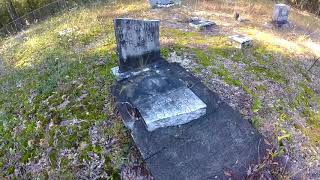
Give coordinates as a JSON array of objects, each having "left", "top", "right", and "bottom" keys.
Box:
[{"left": 6, "top": 0, "right": 23, "bottom": 31}]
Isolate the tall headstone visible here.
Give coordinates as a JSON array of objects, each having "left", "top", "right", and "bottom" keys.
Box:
[
  {"left": 272, "top": 4, "right": 290, "bottom": 25},
  {"left": 114, "top": 18, "right": 160, "bottom": 72}
]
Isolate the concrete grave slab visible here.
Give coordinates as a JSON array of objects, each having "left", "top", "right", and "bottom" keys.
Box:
[
  {"left": 189, "top": 17, "right": 216, "bottom": 30},
  {"left": 111, "top": 61, "right": 269, "bottom": 179},
  {"left": 229, "top": 34, "right": 253, "bottom": 49}
]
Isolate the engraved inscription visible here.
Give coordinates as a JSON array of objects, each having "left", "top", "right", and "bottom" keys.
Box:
[{"left": 114, "top": 18, "right": 160, "bottom": 71}]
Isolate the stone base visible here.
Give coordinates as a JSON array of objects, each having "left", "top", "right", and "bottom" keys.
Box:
[
  {"left": 271, "top": 20, "right": 291, "bottom": 28},
  {"left": 111, "top": 66, "right": 151, "bottom": 81},
  {"left": 229, "top": 34, "right": 253, "bottom": 49}
]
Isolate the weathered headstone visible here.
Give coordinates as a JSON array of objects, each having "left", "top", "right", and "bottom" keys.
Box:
[
  {"left": 229, "top": 34, "right": 253, "bottom": 49},
  {"left": 272, "top": 4, "right": 290, "bottom": 26},
  {"left": 189, "top": 17, "right": 216, "bottom": 30},
  {"left": 149, "top": 0, "right": 175, "bottom": 8},
  {"left": 114, "top": 18, "right": 160, "bottom": 72}
]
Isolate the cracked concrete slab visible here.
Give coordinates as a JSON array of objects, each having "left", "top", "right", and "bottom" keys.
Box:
[{"left": 112, "top": 61, "right": 268, "bottom": 179}]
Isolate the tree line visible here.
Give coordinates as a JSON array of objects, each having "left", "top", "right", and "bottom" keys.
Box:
[
  {"left": 0, "top": 0, "right": 56, "bottom": 30},
  {"left": 286, "top": 0, "right": 320, "bottom": 16},
  {"left": 0, "top": 0, "right": 319, "bottom": 31}
]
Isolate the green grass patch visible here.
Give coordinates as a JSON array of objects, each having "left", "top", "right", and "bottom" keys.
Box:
[
  {"left": 0, "top": 2, "right": 130, "bottom": 178},
  {"left": 194, "top": 49, "right": 211, "bottom": 67},
  {"left": 291, "top": 82, "right": 320, "bottom": 145},
  {"left": 245, "top": 66, "right": 288, "bottom": 85}
]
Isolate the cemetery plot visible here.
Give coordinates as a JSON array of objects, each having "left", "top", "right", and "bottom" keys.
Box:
[{"left": 111, "top": 18, "right": 269, "bottom": 179}]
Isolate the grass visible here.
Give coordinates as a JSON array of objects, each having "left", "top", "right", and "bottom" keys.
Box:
[
  {"left": 0, "top": 0, "right": 320, "bottom": 178},
  {"left": 0, "top": 1, "right": 136, "bottom": 178},
  {"left": 162, "top": 17, "right": 319, "bottom": 153}
]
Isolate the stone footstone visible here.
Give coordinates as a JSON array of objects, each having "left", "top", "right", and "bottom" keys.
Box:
[
  {"left": 111, "top": 66, "right": 151, "bottom": 81},
  {"left": 189, "top": 17, "right": 216, "bottom": 30},
  {"left": 229, "top": 34, "right": 253, "bottom": 49},
  {"left": 149, "top": 0, "right": 175, "bottom": 8},
  {"left": 112, "top": 61, "right": 269, "bottom": 179}
]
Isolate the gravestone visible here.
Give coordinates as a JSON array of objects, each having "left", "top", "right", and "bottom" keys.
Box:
[
  {"left": 112, "top": 18, "right": 207, "bottom": 131},
  {"left": 272, "top": 4, "right": 290, "bottom": 26},
  {"left": 114, "top": 18, "right": 161, "bottom": 72},
  {"left": 189, "top": 17, "right": 215, "bottom": 30},
  {"left": 229, "top": 34, "right": 253, "bottom": 49},
  {"left": 149, "top": 0, "right": 175, "bottom": 8},
  {"left": 111, "top": 18, "right": 269, "bottom": 179}
]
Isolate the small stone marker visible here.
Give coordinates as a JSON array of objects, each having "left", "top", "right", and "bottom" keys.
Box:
[
  {"left": 229, "top": 34, "right": 253, "bottom": 49},
  {"left": 189, "top": 17, "right": 215, "bottom": 30},
  {"left": 114, "top": 18, "right": 160, "bottom": 72},
  {"left": 149, "top": 0, "right": 175, "bottom": 8},
  {"left": 272, "top": 4, "right": 290, "bottom": 26}
]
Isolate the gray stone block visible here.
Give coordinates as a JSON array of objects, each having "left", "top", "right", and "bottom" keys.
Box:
[
  {"left": 114, "top": 18, "right": 160, "bottom": 72},
  {"left": 135, "top": 87, "right": 207, "bottom": 131},
  {"left": 229, "top": 34, "right": 253, "bottom": 49},
  {"left": 189, "top": 17, "right": 216, "bottom": 30},
  {"left": 149, "top": 0, "right": 175, "bottom": 8},
  {"left": 272, "top": 4, "right": 290, "bottom": 25}
]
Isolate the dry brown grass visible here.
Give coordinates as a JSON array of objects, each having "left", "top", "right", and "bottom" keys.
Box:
[{"left": 178, "top": 0, "right": 320, "bottom": 59}]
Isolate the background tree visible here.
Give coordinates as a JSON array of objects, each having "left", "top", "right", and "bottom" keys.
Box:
[{"left": 6, "top": 0, "right": 23, "bottom": 31}]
